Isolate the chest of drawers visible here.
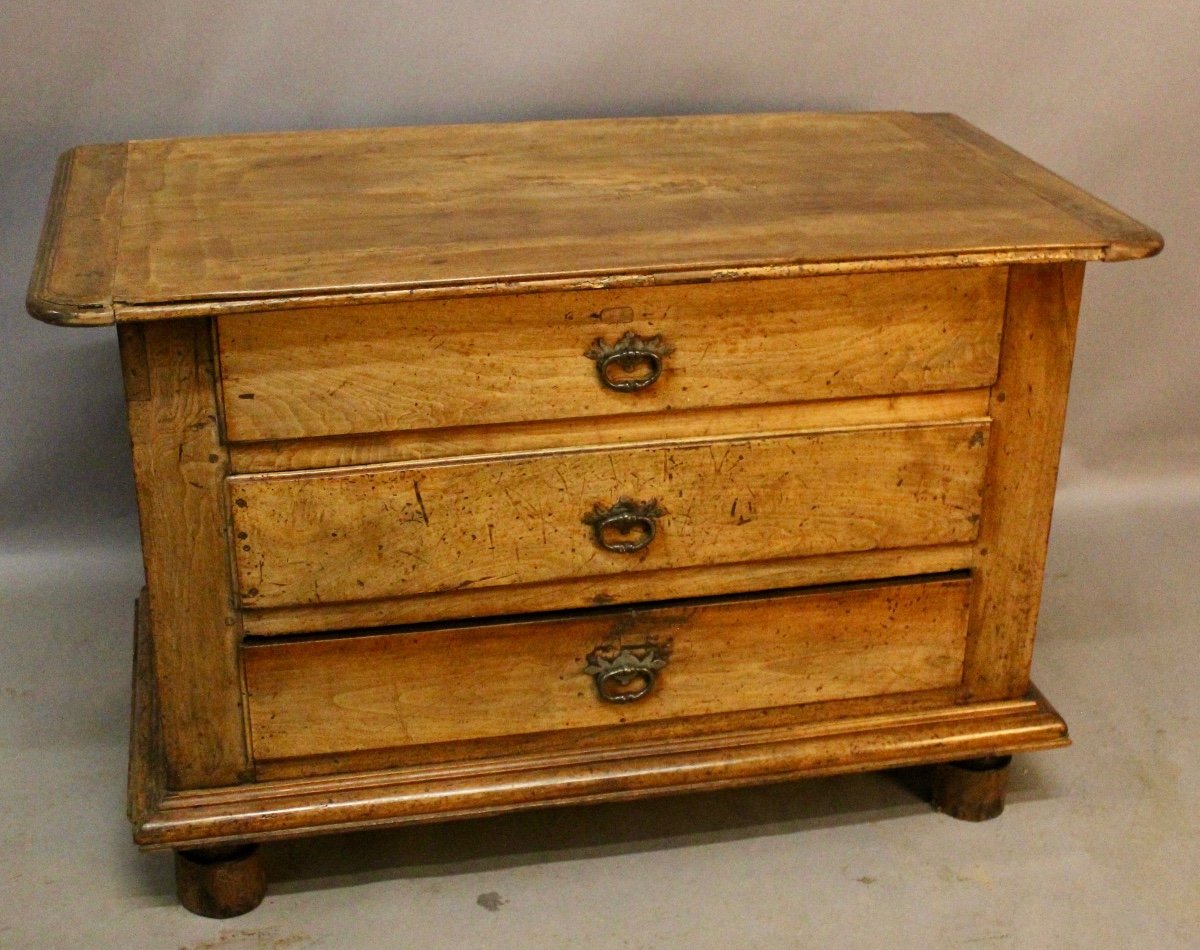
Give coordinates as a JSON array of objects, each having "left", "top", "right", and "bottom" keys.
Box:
[{"left": 27, "top": 112, "right": 1159, "bottom": 917}]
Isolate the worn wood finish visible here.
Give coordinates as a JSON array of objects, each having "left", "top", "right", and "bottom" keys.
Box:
[
  {"left": 227, "top": 389, "right": 991, "bottom": 474},
  {"left": 216, "top": 268, "right": 1005, "bottom": 442},
  {"left": 230, "top": 422, "right": 989, "bottom": 609},
  {"left": 931, "top": 755, "right": 1012, "bottom": 822},
  {"left": 27, "top": 114, "right": 1159, "bottom": 327},
  {"left": 26, "top": 143, "right": 127, "bottom": 326},
  {"left": 241, "top": 542, "right": 975, "bottom": 636},
  {"left": 130, "top": 683, "right": 1068, "bottom": 850},
  {"left": 908, "top": 114, "right": 1163, "bottom": 262},
  {"left": 174, "top": 845, "right": 267, "bottom": 918},
  {"left": 244, "top": 577, "right": 971, "bottom": 762},
  {"left": 106, "top": 113, "right": 1158, "bottom": 320},
  {"left": 255, "top": 686, "right": 967, "bottom": 781},
  {"left": 963, "top": 263, "right": 1084, "bottom": 701},
  {"left": 27, "top": 113, "right": 1159, "bottom": 915},
  {"left": 127, "top": 593, "right": 162, "bottom": 823},
  {"left": 128, "top": 561, "right": 1067, "bottom": 851},
  {"left": 119, "top": 320, "right": 250, "bottom": 788}
]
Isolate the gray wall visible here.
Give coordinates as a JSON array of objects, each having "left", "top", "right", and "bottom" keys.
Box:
[{"left": 3, "top": 1, "right": 1195, "bottom": 553}]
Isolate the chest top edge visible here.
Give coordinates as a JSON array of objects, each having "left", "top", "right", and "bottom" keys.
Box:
[{"left": 27, "top": 112, "right": 1161, "bottom": 328}]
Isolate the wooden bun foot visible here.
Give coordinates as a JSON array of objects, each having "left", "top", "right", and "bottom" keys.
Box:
[
  {"left": 931, "top": 755, "right": 1012, "bottom": 822},
  {"left": 175, "top": 844, "right": 267, "bottom": 918}
]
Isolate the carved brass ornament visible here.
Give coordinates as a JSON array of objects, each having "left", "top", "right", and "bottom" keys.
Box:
[
  {"left": 584, "top": 642, "right": 670, "bottom": 703},
  {"left": 583, "top": 497, "right": 666, "bottom": 553},
  {"left": 585, "top": 331, "right": 675, "bottom": 392}
]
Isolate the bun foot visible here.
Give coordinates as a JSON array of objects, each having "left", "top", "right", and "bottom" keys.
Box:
[
  {"left": 931, "top": 754, "right": 1012, "bottom": 822},
  {"left": 174, "top": 844, "right": 267, "bottom": 918}
]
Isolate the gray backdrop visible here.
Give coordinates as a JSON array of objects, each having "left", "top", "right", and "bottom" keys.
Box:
[
  {"left": 2, "top": 3, "right": 1198, "bottom": 945},
  {"left": 1, "top": 0, "right": 1195, "bottom": 556}
]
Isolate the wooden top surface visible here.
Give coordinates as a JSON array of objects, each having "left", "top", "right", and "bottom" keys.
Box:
[{"left": 27, "top": 111, "right": 1161, "bottom": 326}]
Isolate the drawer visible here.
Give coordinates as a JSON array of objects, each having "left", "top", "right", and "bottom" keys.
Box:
[
  {"left": 216, "top": 267, "right": 1006, "bottom": 443},
  {"left": 229, "top": 421, "right": 988, "bottom": 609},
  {"left": 243, "top": 575, "right": 972, "bottom": 762}
]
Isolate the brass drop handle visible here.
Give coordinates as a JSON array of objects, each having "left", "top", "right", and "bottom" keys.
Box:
[
  {"left": 584, "top": 644, "right": 669, "bottom": 703},
  {"left": 583, "top": 497, "right": 666, "bottom": 553},
  {"left": 585, "top": 331, "right": 675, "bottom": 392}
]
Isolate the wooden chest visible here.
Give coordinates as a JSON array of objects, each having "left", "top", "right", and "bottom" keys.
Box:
[{"left": 27, "top": 112, "right": 1160, "bottom": 917}]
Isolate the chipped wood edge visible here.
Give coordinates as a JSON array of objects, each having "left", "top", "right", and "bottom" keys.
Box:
[
  {"left": 129, "top": 677, "right": 1068, "bottom": 850},
  {"left": 226, "top": 389, "right": 994, "bottom": 475},
  {"left": 32, "top": 115, "right": 1161, "bottom": 328},
  {"left": 905, "top": 113, "right": 1163, "bottom": 262},
  {"left": 27, "top": 143, "right": 127, "bottom": 327},
  {"left": 110, "top": 250, "right": 1113, "bottom": 323}
]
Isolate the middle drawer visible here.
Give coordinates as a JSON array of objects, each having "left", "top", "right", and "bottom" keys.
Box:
[{"left": 229, "top": 421, "right": 988, "bottom": 611}]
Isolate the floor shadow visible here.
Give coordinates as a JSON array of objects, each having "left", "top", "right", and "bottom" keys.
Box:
[{"left": 240, "top": 760, "right": 1054, "bottom": 897}]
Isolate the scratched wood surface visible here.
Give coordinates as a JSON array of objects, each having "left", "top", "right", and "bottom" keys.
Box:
[
  {"left": 26, "top": 143, "right": 126, "bottom": 325},
  {"left": 118, "top": 320, "right": 250, "bottom": 789},
  {"left": 22, "top": 112, "right": 1159, "bottom": 906},
  {"left": 110, "top": 112, "right": 1159, "bottom": 311},
  {"left": 216, "top": 267, "right": 1005, "bottom": 442},
  {"left": 963, "top": 262, "right": 1085, "bottom": 701},
  {"left": 28, "top": 113, "right": 1160, "bottom": 326},
  {"left": 243, "top": 577, "right": 971, "bottom": 760},
  {"left": 133, "top": 682, "right": 1069, "bottom": 847},
  {"left": 240, "top": 543, "right": 976, "bottom": 636},
  {"left": 229, "top": 422, "right": 989, "bottom": 609},
  {"left": 226, "top": 389, "right": 991, "bottom": 474}
]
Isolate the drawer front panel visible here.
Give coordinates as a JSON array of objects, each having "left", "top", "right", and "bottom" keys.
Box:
[
  {"left": 244, "top": 576, "right": 972, "bottom": 761},
  {"left": 216, "top": 268, "right": 1006, "bottom": 442},
  {"left": 230, "top": 422, "right": 988, "bottom": 609}
]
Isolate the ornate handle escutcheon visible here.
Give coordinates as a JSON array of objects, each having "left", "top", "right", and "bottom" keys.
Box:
[
  {"left": 584, "top": 642, "right": 670, "bottom": 703},
  {"left": 583, "top": 497, "right": 666, "bottom": 553},
  {"left": 585, "top": 331, "right": 675, "bottom": 392}
]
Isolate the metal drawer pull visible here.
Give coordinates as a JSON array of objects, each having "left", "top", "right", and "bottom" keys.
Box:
[
  {"left": 584, "top": 644, "right": 669, "bottom": 703},
  {"left": 585, "top": 331, "right": 675, "bottom": 392},
  {"left": 583, "top": 497, "right": 666, "bottom": 553}
]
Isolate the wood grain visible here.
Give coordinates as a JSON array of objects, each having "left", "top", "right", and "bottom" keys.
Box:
[
  {"left": 174, "top": 845, "right": 266, "bottom": 919},
  {"left": 244, "top": 577, "right": 971, "bottom": 761},
  {"left": 26, "top": 112, "right": 1151, "bottom": 897},
  {"left": 908, "top": 114, "right": 1163, "bottom": 261},
  {"left": 119, "top": 319, "right": 250, "bottom": 788},
  {"left": 229, "top": 422, "right": 989, "bottom": 609},
  {"left": 130, "top": 682, "right": 1068, "bottom": 849},
  {"left": 240, "top": 542, "right": 976, "bottom": 636},
  {"left": 227, "top": 389, "right": 992, "bottom": 474},
  {"left": 106, "top": 250, "right": 1133, "bottom": 323},
  {"left": 963, "top": 262, "right": 1085, "bottom": 700},
  {"left": 931, "top": 756, "right": 1011, "bottom": 821},
  {"left": 127, "top": 593, "right": 162, "bottom": 822},
  {"left": 106, "top": 112, "right": 1158, "bottom": 320},
  {"left": 254, "top": 686, "right": 967, "bottom": 780},
  {"left": 216, "top": 268, "right": 1005, "bottom": 442},
  {"left": 26, "top": 143, "right": 126, "bottom": 326}
]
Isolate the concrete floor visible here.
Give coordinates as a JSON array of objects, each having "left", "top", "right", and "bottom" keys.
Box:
[{"left": 2, "top": 487, "right": 1197, "bottom": 949}]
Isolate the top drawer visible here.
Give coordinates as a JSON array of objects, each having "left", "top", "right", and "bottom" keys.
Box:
[{"left": 216, "top": 268, "right": 1006, "bottom": 443}]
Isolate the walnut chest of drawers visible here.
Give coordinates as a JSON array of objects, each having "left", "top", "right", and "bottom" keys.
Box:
[{"left": 27, "top": 112, "right": 1160, "bottom": 917}]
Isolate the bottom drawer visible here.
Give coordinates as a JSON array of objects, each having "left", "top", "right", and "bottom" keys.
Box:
[{"left": 243, "top": 576, "right": 971, "bottom": 765}]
